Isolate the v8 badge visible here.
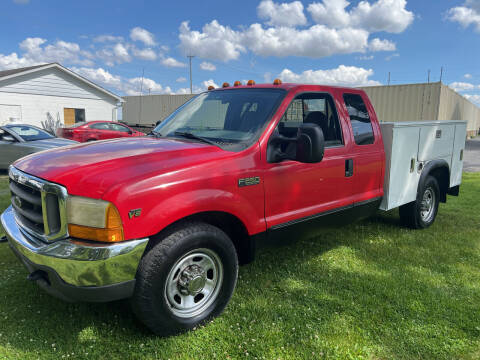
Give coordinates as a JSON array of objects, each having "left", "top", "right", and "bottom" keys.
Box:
[{"left": 128, "top": 208, "right": 142, "bottom": 219}]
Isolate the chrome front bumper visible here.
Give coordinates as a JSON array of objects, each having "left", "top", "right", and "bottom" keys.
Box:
[{"left": 1, "top": 206, "right": 148, "bottom": 301}]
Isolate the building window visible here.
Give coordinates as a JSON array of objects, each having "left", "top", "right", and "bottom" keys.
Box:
[{"left": 64, "top": 108, "right": 85, "bottom": 126}]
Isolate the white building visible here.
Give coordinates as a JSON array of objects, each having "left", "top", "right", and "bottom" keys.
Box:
[{"left": 0, "top": 63, "right": 123, "bottom": 127}]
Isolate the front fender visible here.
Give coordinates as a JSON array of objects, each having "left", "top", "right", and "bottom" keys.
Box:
[{"left": 139, "top": 189, "right": 265, "bottom": 238}]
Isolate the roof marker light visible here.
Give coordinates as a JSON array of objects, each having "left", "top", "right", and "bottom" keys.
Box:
[
  {"left": 247, "top": 80, "right": 256, "bottom": 86},
  {"left": 273, "top": 78, "right": 282, "bottom": 85},
  {"left": 207, "top": 85, "right": 215, "bottom": 90},
  {"left": 222, "top": 82, "right": 230, "bottom": 88},
  {"left": 234, "top": 81, "right": 242, "bottom": 86}
]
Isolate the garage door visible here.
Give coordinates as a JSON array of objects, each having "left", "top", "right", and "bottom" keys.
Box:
[{"left": 0, "top": 104, "right": 21, "bottom": 125}]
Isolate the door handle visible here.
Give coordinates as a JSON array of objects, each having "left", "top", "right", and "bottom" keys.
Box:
[{"left": 345, "top": 159, "right": 353, "bottom": 177}]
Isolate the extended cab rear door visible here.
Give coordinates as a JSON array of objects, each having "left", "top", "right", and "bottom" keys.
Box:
[
  {"left": 340, "top": 92, "right": 385, "bottom": 204},
  {"left": 263, "top": 89, "right": 355, "bottom": 229}
]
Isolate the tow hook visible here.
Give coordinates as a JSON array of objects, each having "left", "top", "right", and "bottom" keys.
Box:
[{"left": 0, "top": 236, "right": 7, "bottom": 243}]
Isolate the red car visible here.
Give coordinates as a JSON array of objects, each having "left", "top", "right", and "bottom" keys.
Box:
[{"left": 56, "top": 121, "right": 144, "bottom": 142}]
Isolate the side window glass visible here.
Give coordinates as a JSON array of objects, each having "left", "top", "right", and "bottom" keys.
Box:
[
  {"left": 90, "top": 123, "right": 109, "bottom": 130},
  {"left": 343, "top": 93, "right": 375, "bottom": 145},
  {"left": 278, "top": 93, "right": 343, "bottom": 147}
]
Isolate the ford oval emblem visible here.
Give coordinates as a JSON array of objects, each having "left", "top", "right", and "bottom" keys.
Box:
[{"left": 13, "top": 196, "right": 22, "bottom": 208}]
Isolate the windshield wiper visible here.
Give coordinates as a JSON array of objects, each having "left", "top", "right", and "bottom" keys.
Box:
[
  {"left": 173, "top": 131, "right": 219, "bottom": 147},
  {"left": 148, "top": 130, "right": 162, "bottom": 137}
]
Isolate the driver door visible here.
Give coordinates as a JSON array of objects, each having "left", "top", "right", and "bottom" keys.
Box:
[
  {"left": 0, "top": 130, "right": 25, "bottom": 168},
  {"left": 263, "top": 91, "right": 355, "bottom": 229}
]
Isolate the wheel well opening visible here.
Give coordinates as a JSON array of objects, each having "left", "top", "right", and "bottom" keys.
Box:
[
  {"left": 429, "top": 166, "right": 449, "bottom": 203},
  {"left": 148, "top": 212, "right": 255, "bottom": 265}
]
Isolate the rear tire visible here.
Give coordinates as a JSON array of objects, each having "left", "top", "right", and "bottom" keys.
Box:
[
  {"left": 399, "top": 175, "right": 440, "bottom": 229},
  {"left": 132, "top": 222, "right": 238, "bottom": 335}
]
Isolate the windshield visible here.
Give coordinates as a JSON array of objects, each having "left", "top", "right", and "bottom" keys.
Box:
[
  {"left": 6, "top": 125, "right": 54, "bottom": 141},
  {"left": 153, "top": 88, "right": 285, "bottom": 150}
]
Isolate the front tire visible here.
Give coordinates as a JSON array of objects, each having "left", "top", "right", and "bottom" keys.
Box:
[
  {"left": 132, "top": 222, "right": 238, "bottom": 335},
  {"left": 399, "top": 175, "right": 440, "bottom": 229}
]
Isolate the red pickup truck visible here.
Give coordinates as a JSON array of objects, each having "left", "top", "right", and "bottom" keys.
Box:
[{"left": 1, "top": 81, "right": 466, "bottom": 335}]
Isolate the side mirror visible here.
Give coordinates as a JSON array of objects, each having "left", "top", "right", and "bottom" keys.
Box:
[
  {"left": 267, "top": 123, "right": 325, "bottom": 163},
  {"left": 296, "top": 123, "right": 325, "bottom": 163}
]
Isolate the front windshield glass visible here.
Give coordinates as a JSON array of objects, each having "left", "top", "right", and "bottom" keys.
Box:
[
  {"left": 153, "top": 88, "right": 285, "bottom": 150},
  {"left": 7, "top": 125, "right": 54, "bottom": 141}
]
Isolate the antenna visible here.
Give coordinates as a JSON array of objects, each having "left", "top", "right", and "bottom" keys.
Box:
[
  {"left": 428, "top": 69, "right": 430, "bottom": 83},
  {"left": 138, "top": 68, "right": 144, "bottom": 124},
  {"left": 187, "top": 55, "right": 195, "bottom": 94},
  {"left": 440, "top": 66, "right": 444, "bottom": 83},
  {"left": 388, "top": 72, "right": 391, "bottom": 86}
]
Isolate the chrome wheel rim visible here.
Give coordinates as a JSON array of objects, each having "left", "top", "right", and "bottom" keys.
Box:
[
  {"left": 420, "top": 187, "right": 435, "bottom": 222},
  {"left": 165, "top": 248, "right": 223, "bottom": 318}
]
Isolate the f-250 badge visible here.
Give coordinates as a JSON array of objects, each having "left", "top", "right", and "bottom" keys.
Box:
[
  {"left": 128, "top": 208, "right": 142, "bottom": 219},
  {"left": 238, "top": 176, "right": 260, "bottom": 187}
]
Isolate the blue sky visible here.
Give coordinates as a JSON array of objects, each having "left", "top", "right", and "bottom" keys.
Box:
[{"left": 1, "top": 0, "right": 480, "bottom": 104}]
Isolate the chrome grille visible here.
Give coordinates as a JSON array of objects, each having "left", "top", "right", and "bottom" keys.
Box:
[{"left": 9, "top": 166, "right": 68, "bottom": 242}]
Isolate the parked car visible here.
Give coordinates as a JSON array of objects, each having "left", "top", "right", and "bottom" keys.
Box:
[
  {"left": 1, "top": 81, "right": 467, "bottom": 336},
  {"left": 56, "top": 121, "right": 144, "bottom": 142},
  {"left": 0, "top": 124, "right": 77, "bottom": 170}
]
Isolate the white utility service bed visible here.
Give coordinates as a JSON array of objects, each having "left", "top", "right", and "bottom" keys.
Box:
[{"left": 379, "top": 121, "right": 467, "bottom": 211}]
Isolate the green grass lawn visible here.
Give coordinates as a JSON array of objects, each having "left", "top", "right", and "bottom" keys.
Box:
[{"left": 0, "top": 173, "right": 479, "bottom": 359}]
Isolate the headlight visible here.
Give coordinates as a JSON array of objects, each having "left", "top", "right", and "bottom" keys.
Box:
[{"left": 66, "top": 196, "right": 124, "bottom": 242}]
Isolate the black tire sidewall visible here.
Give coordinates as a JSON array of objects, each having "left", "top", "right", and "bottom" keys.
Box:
[
  {"left": 415, "top": 176, "right": 440, "bottom": 228},
  {"left": 133, "top": 223, "right": 238, "bottom": 334}
]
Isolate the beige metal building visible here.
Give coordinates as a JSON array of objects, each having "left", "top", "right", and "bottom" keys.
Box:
[
  {"left": 359, "top": 82, "right": 480, "bottom": 137},
  {"left": 122, "top": 82, "right": 480, "bottom": 137},
  {"left": 122, "top": 94, "right": 195, "bottom": 126}
]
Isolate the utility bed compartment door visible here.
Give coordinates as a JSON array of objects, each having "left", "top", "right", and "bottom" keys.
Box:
[
  {"left": 418, "top": 125, "right": 455, "bottom": 162},
  {"left": 450, "top": 123, "right": 467, "bottom": 187},
  {"left": 380, "top": 124, "right": 421, "bottom": 210}
]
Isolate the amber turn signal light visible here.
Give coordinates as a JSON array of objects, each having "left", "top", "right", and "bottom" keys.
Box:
[{"left": 69, "top": 204, "right": 124, "bottom": 242}]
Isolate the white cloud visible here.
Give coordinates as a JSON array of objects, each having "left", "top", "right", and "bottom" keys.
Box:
[
  {"left": 368, "top": 38, "right": 396, "bottom": 51},
  {"left": 201, "top": 79, "right": 219, "bottom": 89},
  {"left": 113, "top": 43, "right": 130, "bottom": 62},
  {"left": 130, "top": 27, "right": 156, "bottom": 46},
  {"left": 242, "top": 24, "right": 369, "bottom": 57},
  {"left": 277, "top": 65, "right": 381, "bottom": 87},
  {"left": 464, "top": 73, "right": 472, "bottom": 79},
  {"left": 257, "top": 0, "right": 307, "bottom": 27},
  {"left": 447, "top": 0, "right": 480, "bottom": 32},
  {"left": 0, "top": 52, "right": 40, "bottom": 70},
  {"left": 161, "top": 57, "right": 187, "bottom": 68},
  {"left": 93, "top": 35, "right": 124, "bottom": 43},
  {"left": 132, "top": 47, "right": 157, "bottom": 61},
  {"left": 179, "top": 20, "right": 246, "bottom": 61},
  {"left": 307, "top": 0, "right": 414, "bottom": 33},
  {"left": 464, "top": 94, "right": 480, "bottom": 105},
  {"left": 71, "top": 66, "right": 122, "bottom": 89},
  {"left": 70, "top": 66, "right": 172, "bottom": 95},
  {"left": 357, "top": 55, "right": 374, "bottom": 60},
  {"left": 385, "top": 53, "right": 399, "bottom": 61},
  {"left": 199, "top": 61, "right": 216, "bottom": 71},
  {"left": 176, "top": 76, "right": 187, "bottom": 83},
  {"left": 449, "top": 81, "right": 476, "bottom": 92},
  {"left": 178, "top": 1, "right": 410, "bottom": 62},
  {"left": 0, "top": 37, "right": 95, "bottom": 69}
]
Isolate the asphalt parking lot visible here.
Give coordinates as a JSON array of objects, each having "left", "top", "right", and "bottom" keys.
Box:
[{"left": 464, "top": 137, "right": 480, "bottom": 173}]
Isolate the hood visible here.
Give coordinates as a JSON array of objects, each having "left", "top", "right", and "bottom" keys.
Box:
[
  {"left": 13, "top": 137, "right": 228, "bottom": 198},
  {"left": 27, "top": 138, "right": 78, "bottom": 149}
]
